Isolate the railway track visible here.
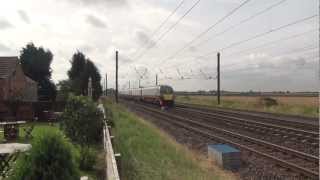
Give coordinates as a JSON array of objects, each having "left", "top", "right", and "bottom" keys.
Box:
[
  {"left": 176, "top": 103, "right": 318, "bottom": 131},
  {"left": 122, "top": 101, "right": 319, "bottom": 179},
  {"left": 172, "top": 106, "right": 319, "bottom": 155}
]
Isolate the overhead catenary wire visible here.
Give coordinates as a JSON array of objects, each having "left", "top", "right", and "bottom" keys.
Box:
[
  {"left": 192, "top": 0, "right": 288, "bottom": 48},
  {"left": 222, "top": 45, "right": 318, "bottom": 70},
  {"left": 157, "top": 43, "right": 318, "bottom": 80},
  {"left": 156, "top": 28, "right": 317, "bottom": 71},
  {"left": 156, "top": 15, "right": 318, "bottom": 73},
  {"left": 221, "top": 56, "right": 319, "bottom": 78},
  {"left": 224, "top": 28, "right": 318, "bottom": 58},
  {"left": 132, "top": 0, "right": 186, "bottom": 59},
  {"left": 202, "top": 14, "right": 318, "bottom": 57},
  {"left": 157, "top": 0, "right": 286, "bottom": 66},
  {"left": 134, "top": 0, "right": 203, "bottom": 61}
]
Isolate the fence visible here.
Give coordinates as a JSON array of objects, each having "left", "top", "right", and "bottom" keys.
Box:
[{"left": 98, "top": 104, "right": 120, "bottom": 180}]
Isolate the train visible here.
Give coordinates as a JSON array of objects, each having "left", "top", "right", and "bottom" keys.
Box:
[{"left": 119, "top": 85, "right": 175, "bottom": 107}]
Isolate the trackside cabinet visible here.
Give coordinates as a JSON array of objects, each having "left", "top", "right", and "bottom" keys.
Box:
[{"left": 208, "top": 144, "right": 241, "bottom": 171}]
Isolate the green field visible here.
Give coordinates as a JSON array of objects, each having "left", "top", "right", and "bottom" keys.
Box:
[
  {"left": 104, "top": 100, "right": 236, "bottom": 180},
  {"left": 176, "top": 95, "right": 318, "bottom": 118}
]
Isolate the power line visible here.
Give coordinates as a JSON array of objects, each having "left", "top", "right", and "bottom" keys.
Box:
[
  {"left": 221, "top": 56, "right": 318, "bottom": 78},
  {"left": 224, "top": 28, "right": 317, "bottom": 57},
  {"left": 204, "top": 14, "right": 318, "bottom": 56},
  {"left": 134, "top": 0, "right": 203, "bottom": 61},
  {"left": 157, "top": 0, "right": 287, "bottom": 66},
  {"left": 132, "top": 0, "right": 186, "bottom": 59},
  {"left": 223, "top": 45, "right": 318, "bottom": 70},
  {"left": 157, "top": 14, "right": 318, "bottom": 72}
]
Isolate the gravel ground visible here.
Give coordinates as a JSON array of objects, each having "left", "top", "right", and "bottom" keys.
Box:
[{"left": 123, "top": 102, "right": 316, "bottom": 180}]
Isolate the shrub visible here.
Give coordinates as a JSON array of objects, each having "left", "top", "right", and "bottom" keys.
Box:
[
  {"left": 259, "top": 97, "right": 278, "bottom": 107},
  {"left": 10, "top": 130, "right": 79, "bottom": 180},
  {"left": 60, "top": 95, "right": 104, "bottom": 146},
  {"left": 79, "top": 147, "right": 96, "bottom": 170}
]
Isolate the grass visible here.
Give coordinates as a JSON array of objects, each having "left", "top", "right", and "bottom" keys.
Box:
[
  {"left": 0, "top": 122, "right": 105, "bottom": 180},
  {"left": 176, "top": 95, "right": 318, "bottom": 118},
  {"left": 0, "top": 122, "right": 60, "bottom": 143},
  {"left": 104, "top": 100, "right": 236, "bottom": 180}
]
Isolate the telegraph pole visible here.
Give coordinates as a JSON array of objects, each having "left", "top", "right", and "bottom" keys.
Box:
[
  {"left": 217, "top": 52, "right": 221, "bottom": 105},
  {"left": 129, "top": 80, "right": 130, "bottom": 89},
  {"left": 105, "top": 73, "right": 108, "bottom": 96},
  {"left": 138, "top": 79, "right": 141, "bottom": 88},
  {"left": 115, "top": 51, "right": 118, "bottom": 103},
  {"left": 156, "top": 74, "right": 158, "bottom": 86}
]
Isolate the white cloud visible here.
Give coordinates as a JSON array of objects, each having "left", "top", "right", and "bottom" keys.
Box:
[
  {"left": 0, "top": 0, "right": 318, "bottom": 91},
  {"left": 17, "top": 10, "right": 30, "bottom": 24}
]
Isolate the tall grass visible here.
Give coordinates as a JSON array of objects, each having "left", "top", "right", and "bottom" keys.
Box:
[
  {"left": 105, "top": 101, "right": 235, "bottom": 180},
  {"left": 176, "top": 95, "right": 318, "bottom": 118}
]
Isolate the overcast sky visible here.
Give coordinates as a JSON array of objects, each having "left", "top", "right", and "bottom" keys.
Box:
[{"left": 0, "top": 0, "right": 319, "bottom": 91}]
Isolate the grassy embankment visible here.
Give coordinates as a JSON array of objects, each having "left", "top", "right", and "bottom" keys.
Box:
[
  {"left": 104, "top": 100, "right": 236, "bottom": 180},
  {"left": 176, "top": 95, "right": 318, "bottom": 118},
  {"left": 0, "top": 123, "right": 104, "bottom": 180}
]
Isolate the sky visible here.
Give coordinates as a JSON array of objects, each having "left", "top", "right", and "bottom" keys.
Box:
[{"left": 0, "top": 0, "right": 319, "bottom": 91}]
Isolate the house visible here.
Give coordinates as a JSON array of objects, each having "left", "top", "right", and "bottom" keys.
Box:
[{"left": 0, "top": 56, "right": 37, "bottom": 120}]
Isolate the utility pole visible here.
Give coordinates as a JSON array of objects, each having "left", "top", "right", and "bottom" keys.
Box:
[
  {"left": 115, "top": 51, "right": 118, "bottom": 103},
  {"left": 156, "top": 74, "right": 158, "bottom": 86},
  {"left": 217, "top": 52, "right": 221, "bottom": 105},
  {"left": 138, "top": 79, "right": 141, "bottom": 88},
  {"left": 129, "top": 80, "right": 130, "bottom": 89},
  {"left": 105, "top": 73, "right": 108, "bottom": 96},
  {"left": 88, "top": 77, "right": 92, "bottom": 98}
]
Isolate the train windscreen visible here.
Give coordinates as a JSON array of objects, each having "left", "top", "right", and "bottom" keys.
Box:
[{"left": 160, "top": 86, "right": 173, "bottom": 94}]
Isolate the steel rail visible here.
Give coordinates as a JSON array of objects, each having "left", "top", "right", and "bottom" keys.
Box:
[
  {"left": 176, "top": 103, "right": 318, "bottom": 131},
  {"left": 126, "top": 102, "right": 319, "bottom": 179},
  {"left": 174, "top": 106, "right": 319, "bottom": 142}
]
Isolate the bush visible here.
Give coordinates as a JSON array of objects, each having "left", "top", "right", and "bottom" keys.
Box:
[
  {"left": 79, "top": 147, "right": 96, "bottom": 170},
  {"left": 259, "top": 97, "right": 278, "bottom": 107},
  {"left": 10, "top": 130, "right": 79, "bottom": 180},
  {"left": 60, "top": 95, "right": 104, "bottom": 146}
]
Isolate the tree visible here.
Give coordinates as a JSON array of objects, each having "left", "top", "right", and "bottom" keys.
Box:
[
  {"left": 56, "top": 80, "right": 72, "bottom": 101},
  {"left": 86, "top": 60, "right": 102, "bottom": 100},
  {"left": 67, "top": 51, "right": 102, "bottom": 101},
  {"left": 19, "top": 43, "right": 57, "bottom": 101}
]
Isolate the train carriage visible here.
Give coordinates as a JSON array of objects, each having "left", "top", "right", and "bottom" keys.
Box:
[{"left": 119, "top": 85, "right": 175, "bottom": 107}]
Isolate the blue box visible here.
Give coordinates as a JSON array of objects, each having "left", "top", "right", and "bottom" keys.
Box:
[{"left": 208, "top": 144, "right": 241, "bottom": 171}]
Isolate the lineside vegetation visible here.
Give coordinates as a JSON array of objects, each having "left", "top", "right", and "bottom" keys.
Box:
[
  {"left": 176, "top": 95, "right": 318, "bottom": 118},
  {"left": 104, "top": 100, "right": 236, "bottom": 180}
]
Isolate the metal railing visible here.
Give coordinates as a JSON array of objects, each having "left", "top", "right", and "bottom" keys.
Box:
[{"left": 98, "top": 104, "right": 120, "bottom": 180}]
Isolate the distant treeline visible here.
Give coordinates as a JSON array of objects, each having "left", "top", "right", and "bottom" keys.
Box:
[{"left": 175, "top": 91, "right": 318, "bottom": 97}]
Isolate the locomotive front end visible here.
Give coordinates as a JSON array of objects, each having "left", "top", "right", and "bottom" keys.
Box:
[{"left": 159, "top": 85, "right": 175, "bottom": 107}]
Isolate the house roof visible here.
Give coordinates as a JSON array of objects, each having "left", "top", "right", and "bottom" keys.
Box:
[
  {"left": 0, "top": 56, "right": 19, "bottom": 79},
  {"left": 26, "top": 76, "right": 37, "bottom": 85}
]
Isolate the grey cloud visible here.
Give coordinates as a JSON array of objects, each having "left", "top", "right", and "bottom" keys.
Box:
[
  {"left": 188, "top": 46, "right": 197, "bottom": 52},
  {"left": 258, "top": 61, "right": 275, "bottom": 69},
  {"left": 0, "top": 43, "right": 11, "bottom": 52},
  {"left": 86, "top": 15, "right": 107, "bottom": 28},
  {"left": 0, "top": 19, "right": 13, "bottom": 30},
  {"left": 18, "top": 10, "right": 30, "bottom": 24},
  {"left": 279, "top": 57, "right": 313, "bottom": 69},
  {"left": 291, "top": 57, "right": 307, "bottom": 67},
  {"left": 135, "top": 31, "right": 155, "bottom": 47},
  {"left": 79, "top": 45, "right": 94, "bottom": 53},
  {"left": 67, "top": 0, "right": 127, "bottom": 7},
  {"left": 120, "top": 55, "right": 133, "bottom": 64}
]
